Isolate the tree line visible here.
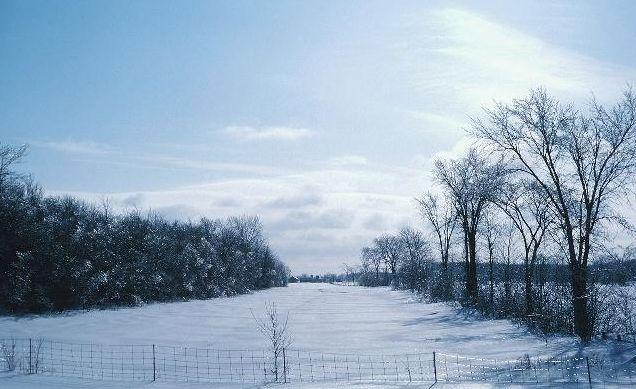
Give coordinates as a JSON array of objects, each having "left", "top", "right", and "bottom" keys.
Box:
[
  {"left": 358, "top": 87, "right": 636, "bottom": 342},
  {"left": 0, "top": 145, "right": 289, "bottom": 314}
]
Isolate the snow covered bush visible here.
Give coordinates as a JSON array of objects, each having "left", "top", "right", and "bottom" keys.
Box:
[{"left": 0, "top": 338, "right": 17, "bottom": 371}]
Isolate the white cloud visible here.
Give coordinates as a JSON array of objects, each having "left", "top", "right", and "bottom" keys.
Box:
[
  {"left": 424, "top": 8, "right": 636, "bottom": 105},
  {"left": 32, "top": 138, "right": 288, "bottom": 176},
  {"left": 32, "top": 140, "right": 111, "bottom": 155},
  {"left": 223, "top": 125, "right": 315, "bottom": 141},
  {"left": 404, "top": 110, "right": 468, "bottom": 134},
  {"left": 324, "top": 155, "right": 368, "bottom": 167},
  {"left": 134, "top": 155, "right": 287, "bottom": 176}
]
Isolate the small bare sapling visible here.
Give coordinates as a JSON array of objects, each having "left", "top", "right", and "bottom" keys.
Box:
[{"left": 251, "top": 302, "right": 292, "bottom": 381}]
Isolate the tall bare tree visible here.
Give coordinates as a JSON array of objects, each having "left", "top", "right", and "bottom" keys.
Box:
[
  {"left": 417, "top": 193, "right": 456, "bottom": 270},
  {"left": 417, "top": 193, "right": 457, "bottom": 298},
  {"left": 361, "top": 246, "right": 382, "bottom": 285},
  {"left": 497, "top": 181, "right": 552, "bottom": 318},
  {"left": 398, "top": 227, "right": 430, "bottom": 290},
  {"left": 473, "top": 87, "right": 636, "bottom": 340},
  {"left": 480, "top": 211, "right": 499, "bottom": 311},
  {"left": 374, "top": 234, "right": 403, "bottom": 286},
  {"left": 435, "top": 148, "right": 507, "bottom": 302}
]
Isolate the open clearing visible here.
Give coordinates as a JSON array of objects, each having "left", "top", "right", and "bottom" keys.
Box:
[
  {"left": 1, "top": 283, "right": 634, "bottom": 388},
  {"left": 0, "top": 283, "right": 577, "bottom": 357}
]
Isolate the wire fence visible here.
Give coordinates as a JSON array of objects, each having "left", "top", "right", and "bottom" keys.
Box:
[{"left": 1, "top": 337, "right": 635, "bottom": 385}]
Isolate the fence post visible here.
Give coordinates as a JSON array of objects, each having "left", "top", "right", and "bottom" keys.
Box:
[
  {"left": 433, "top": 351, "right": 437, "bottom": 383},
  {"left": 586, "top": 356, "right": 592, "bottom": 388},
  {"left": 29, "top": 338, "right": 32, "bottom": 374},
  {"left": 152, "top": 344, "right": 156, "bottom": 382},
  {"left": 282, "top": 348, "right": 287, "bottom": 383}
]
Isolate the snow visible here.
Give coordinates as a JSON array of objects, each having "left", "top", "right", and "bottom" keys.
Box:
[
  {"left": 1, "top": 283, "right": 634, "bottom": 388},
  {"left": 0, "top": 373, "right": 603, "bottom": 389},
  {"left": 0, "top": 283, "right": 576, "bottom": 356}
]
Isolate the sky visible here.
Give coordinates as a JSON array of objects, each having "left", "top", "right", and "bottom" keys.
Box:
[{"left": 2, "top": 0, "right": 636, "bottom": 274}]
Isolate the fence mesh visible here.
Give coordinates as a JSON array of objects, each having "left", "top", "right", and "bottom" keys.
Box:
[{"left": 1, "top": 337, "right": 635, "bottom": 385}]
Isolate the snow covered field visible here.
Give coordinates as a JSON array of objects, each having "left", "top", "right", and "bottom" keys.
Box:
[
  {"left": 0, "top": 283, "right": 577, "bottom": 356},
  {"left": 1, "top": 283, "right": 634, "bottom": 388}
]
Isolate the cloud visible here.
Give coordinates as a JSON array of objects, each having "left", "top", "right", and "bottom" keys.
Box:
[
  {"left": 265, "top": 192, "right": 323, "bottom": 209},
  {"left": 362, "top": 213, "right": 390, "bottom": 230},
  {"left": 325, "top": 155, "right": 368, "bottom": 167},
  {"left": 134, "top": 155, "right": 286, "bottom": 176},
  {"left": 118, "top": 193, "right": 145, "bottom": 208},
  {"left": 32, "top": 140, "right": 111, "bottom": 155},
  {"left": 152, "top": 204, "right": 202, "bottom": 221},
  {"left": 417, "top": 8, "right": 636, "bottom": 106},
  {"left": 271, "top": 208, "right": 354, "bottom": 231},
  {"left": 404, "top": 111, "right": 468, "bottom": 134},
  {"left": 214, "top": 197, "right": 243, "bottom": 207},
  {"left": 32, "top": 138, "right": 287, "bottom": 176},
  {"left": 223, "top": 126, "right": 315, "bottom": 141}
]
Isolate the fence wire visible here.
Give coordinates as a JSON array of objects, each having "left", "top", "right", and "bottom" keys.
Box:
[{"left": 1, "top": 337, "right": 635, "bottom": 385}]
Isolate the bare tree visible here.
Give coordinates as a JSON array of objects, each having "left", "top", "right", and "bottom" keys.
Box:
[
  {"left": 398, "top": 227, "right": 430, "bottom": 291},
  {"left": 417, "top": 193, "right": 456, "bottom": 270},
  {"left": 0, "top": 143, "right": 27, "bottom": 190},
  {"left": 361, "top": 246, "right": 382, "bottom": 285},
  {"left": 374, "top": 234, "right": 403, "bottom": 286},
  {"left": 480, "top": 211, "right": 499, "bottom": 311},
  {"left": 252, "top": 302, "right": 292, "bottom": 381},
  {"left": 434, "top": 148, "right": 507, "bottom": 302},
  {"left": 473, "top": 87, "right": 636, "bottom": 340},
  {"left": 417, "top": 193, "right": 457, "bottom": 299},
  {"left": 342, "top": 263, "right": 357, "bottom": 284},
  {"left": 496, "top": 180, "right": 552, "bottom": 318}
]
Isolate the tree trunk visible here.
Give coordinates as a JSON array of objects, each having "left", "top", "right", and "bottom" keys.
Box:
[
  {"left": 564, "top": 222, "right": 592, "bottom": 342},
  {"left": 441, "top": 247, "right": 450, "bottom": 299},
  {"left": 571, "top": 263, "right": 591, "bottom": 341},
  {"left": 463, "top": 228, "right": 470, "bottom": 299},
  {"left": 524, "top": 263, "right": 533, "bottom": 318},
  {"left": 488, "top": 256, "right": 494, "bottom": 312},
  {"left": 466, "top": 231, "right": 478, "bottom": 303},
  {"left": 524, "top": 250, "right": 533, "bottom": 318}
]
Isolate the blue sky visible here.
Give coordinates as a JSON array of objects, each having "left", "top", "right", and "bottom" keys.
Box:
[{"left": 2, "top": 0, "right": 636, "bottom": 273}]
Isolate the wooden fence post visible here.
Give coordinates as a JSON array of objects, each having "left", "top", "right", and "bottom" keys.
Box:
[
  {"left": 29, "top": 338, "right": 32, "bottom": 374},
  {"left": 586, "top": 356, "right": 592, "bottom": 388},
  {"left": 433, "top": 351, "right": 437, "bottom": 383}
]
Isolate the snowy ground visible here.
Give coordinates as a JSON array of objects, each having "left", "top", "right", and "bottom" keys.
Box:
[
  {"left": 1, "top": 283, "right": 634, "bottom": 388},
  {"left": 0, "top": 374, "right": 609, "bottom": 389}
]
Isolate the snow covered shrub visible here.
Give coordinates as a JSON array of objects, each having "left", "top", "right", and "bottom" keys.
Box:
[{"left": 1, "top": 338, "right": 17, "bottom": 371}]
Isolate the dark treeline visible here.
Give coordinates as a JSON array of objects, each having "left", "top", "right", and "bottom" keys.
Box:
[
  {"left": 358, "top": 87, "right": 636, "bottom": 342},
  {"left": 291, "top": 273, "right": 355, "bottom": 283},
  {"left": 360, "top": 258, "right": 636, "bottom": 290},
  {"left": 0, "top": 144, "right": 289, "bottom": 314}
]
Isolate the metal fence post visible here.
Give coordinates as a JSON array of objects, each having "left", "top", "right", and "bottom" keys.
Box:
[
  {"left": 152, "top": 344, "right": 156, "bottom": 382},
  {"left": 586, "top": 356, "right": 592, "bottom": 388},
  {"left": 29, "top": 338, "right": 32, "bottom": 374},
  {"left": 433, "top": 351, "right": 437, "bottom": 383}
]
